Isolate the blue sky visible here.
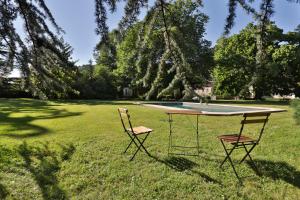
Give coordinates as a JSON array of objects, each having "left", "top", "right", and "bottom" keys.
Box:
[{"left": 12, "top": 0, "right": 300, "bottom": 71}]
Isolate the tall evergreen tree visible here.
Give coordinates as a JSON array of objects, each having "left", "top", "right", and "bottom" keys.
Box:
[
  {"left": 0, "top": 0, "right": 76, "bottom": 99},
  {"left": 113, "top": 0, "right": 212, "bottom": 99}
]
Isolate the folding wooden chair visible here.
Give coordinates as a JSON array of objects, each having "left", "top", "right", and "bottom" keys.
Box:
[
  {"left": 118, "top": 108, "right": 153, "bottom": 161},
  {"left": 217, "top": 112, "right": 271, "bottom": 180}
]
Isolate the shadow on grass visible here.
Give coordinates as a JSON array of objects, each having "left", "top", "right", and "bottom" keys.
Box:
[
  {"left": 0, "top": 180, "right": 7, "bottom": 199},
  {"left": 150, "top": 155, "right": 223, "bottom": 185},
  {"left": 163, "top": 156, "right": 198, "bottom": 171},
  {"left": 0, "top": 99, "right": 82, "bottom": 138},
  {"left": 52, "top": 99, "right": 133, "bottom": 106},
  {"left": 17, "top": 142, "right": 75, "bottom": 200},
  {"left": 0, "top": 146, "right": 19, "bottom": 198},
  {"left": 248, "top": 159, "right": 300, "bottom": 188}
]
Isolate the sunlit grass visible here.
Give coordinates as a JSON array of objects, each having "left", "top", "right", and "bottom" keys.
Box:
[{"left": 0, "top": 98, "right": 299, "bottom": 199}]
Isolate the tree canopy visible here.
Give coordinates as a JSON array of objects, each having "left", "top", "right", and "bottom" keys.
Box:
[
  {"left": 222, "top": 0, "right": 300, "bottom": 98},
  {"left": 1, "top": 0, "right": 299, "bottom": 99},
  {"left": 214, "top": 23, "right": 300, "bottom": 98},
  {"left": 96, "top": 0, "right": 213, "bottom": 100}
]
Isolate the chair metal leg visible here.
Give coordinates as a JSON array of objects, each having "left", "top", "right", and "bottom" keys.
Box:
[
  {"left": 220, "top": 140, "right": 240, "bottom": 180},
  {"left": 220, "top": 141, "right": 236, "bottom": 167},
  {"left": 130, "top": 133, "right": 151, "bottom": 161},
  {"left": 240, "top": 143, "right": 259, "bottom": 174},
  {"left": 124, "top": 139, "right": 134, "bottom": 153},
  {"left": 123, "top": 132, "right": 141, "bottom": 154},
  {"left": 240, "top": 143, "right": 256, "bottom": 164},
  {"left": 135, "top": 133, "right": 151, "bottom": 156}
]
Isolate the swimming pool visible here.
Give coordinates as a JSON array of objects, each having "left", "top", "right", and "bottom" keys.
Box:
[{"left": 142, "top": 102, "right": 286, "bottom": 116}]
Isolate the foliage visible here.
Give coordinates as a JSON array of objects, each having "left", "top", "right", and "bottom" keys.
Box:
[
  {"left": 270, "top": 44, "right": 300, "bottom": 96},
  {"left": 114, "top": 0, "right": 213, "bottom": 100},
  {"left": 114, "top": 23, "right": 145, "bottom": 90},
  {"left": 0, "top": 0, "right": 77, "bottom": 99},
  {"left": 0, "top": 99, "right": 299, "bottom": 198},
  {"left": 95, "top": 30, "right": 120, "bottom": 69},
  {"left": 72, "top": 63, "right": 117, "bottom": 99},
  {"left": 0, "top": 77, "right": 32, "bottom": 98},
  {"left": 213, "top": 23, "right": 300, "bottom": 98},
  {"left": 222, "top": 0, "right": 300, "bottom": 99},
  {"left": 213, "top": 24, "right": 257, "bottom": 97},
  {"left": 1, "top": 0, "right": 299, "bottom": 100},
  {"left": 28, "top": 41, "right": 78, "bottom": 99}
]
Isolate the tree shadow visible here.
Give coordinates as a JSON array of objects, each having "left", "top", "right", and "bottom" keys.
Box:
[
  {"left": 0, "top": 180, "right": 8, "bottom": 199},
  {"left": 0, "top": 99, "right": 82, "bottom": 138},
  {"left": 0, "top": 146, "right": 19, "bottom": 198},
  {"left": 17, "top": 142, "right": 75, "bottom": 200},
  {"left": 163, "top": 156, "right": 198, "bottom": 171},
  {"left": 51, "top": 99, "right": 133, "bottom": 106},
  {"left": 247, "top": 159, "right": 300, "bottom": 188},
  {"left": 150, "top": 155, "right": 222, "bottom": 185}
]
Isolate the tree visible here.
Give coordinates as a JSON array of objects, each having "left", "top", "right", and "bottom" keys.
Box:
[
  {"left": 0, "top": 0, "right": 76, "bottom": 99},
  {"left": 223, "top": 0, "right": 300, "bottom": 99},
  {"left": 2, "top": 0, "right": 298, "bottom": 99},
  {"left": 114, "top": 0, "right": 213, "bottom": 100},
  {"left": 73, "top": 61, "right": 117, "bottom": 99},
  {"left": 214, "top": 23, "right": 258, "bottom": 97},
  {"left": 214, "top": 23, "right": 300, "bottom": 98},
  {"left": 95, "top": 30, "right": 120, "bottom": 69},
  {"left": 27, "top": 40, "right": 77, "bottom": 99}
]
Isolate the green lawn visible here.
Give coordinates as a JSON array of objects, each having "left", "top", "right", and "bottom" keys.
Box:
[{"left": 0, "top": 98, "right": 299, "bottom": 199}]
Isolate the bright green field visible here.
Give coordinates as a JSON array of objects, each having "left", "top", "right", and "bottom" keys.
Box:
[{"left": 0, "top": 98, "right": 299, "bottom": 199}]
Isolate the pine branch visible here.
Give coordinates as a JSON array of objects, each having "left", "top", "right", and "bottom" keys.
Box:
[
  {"left": 224, "top": 0, "right": 237, "bottom": 35},
  {"left": 95, "top": 0, "right": 109, "bottom": 41},
  {"left": 119, "top": 0, "right": 148, "bottom": 32}
]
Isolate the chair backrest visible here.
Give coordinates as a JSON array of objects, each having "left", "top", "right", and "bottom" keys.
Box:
[
  {"left": 237, "top": 112, "right": 271, "bottom": 143},
  {"left": 118, "top": 108, "right": 134, "bottom": 133}
]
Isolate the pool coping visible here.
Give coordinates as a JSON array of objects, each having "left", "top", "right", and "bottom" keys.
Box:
[{"left": 138, "top": 101, "right": 287, "bottom": 116}]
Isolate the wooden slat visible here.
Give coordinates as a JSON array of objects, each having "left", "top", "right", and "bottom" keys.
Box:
[
  {"left": 118, "top": 108, "right": 128, "bottom": 113},
  {"left": 217, "top": 134, "right": 256, "bottom": 143},
  {"left": 120, "top": 113, "right": 129, "bottom": 119},
  {"left": 241, "top": 119, "right": 268, "bottom": 124},
  {"left": 118, "top": 108, "right": 130, "bottom": 122},
  {"left": 127, "top": 126, "right": 153, "bottom": 135},
  {"left": 244, "top": 112, "right": 271, "bottom": 117}
]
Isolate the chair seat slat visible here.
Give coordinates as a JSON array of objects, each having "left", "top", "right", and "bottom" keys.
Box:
[
  {"left": 243, "top": 112, "right": 270, "bottom": 117},
  {"left": 241, "top": 119, "right": 268, "bottom": 124},
  {"left": 127, "top": 126, "right": 153, "bottom": 135}
]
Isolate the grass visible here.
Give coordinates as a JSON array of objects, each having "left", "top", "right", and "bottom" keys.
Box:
[
  {"left": 291, "top": 99, "right": 300, "bottom": 125},
  {"left": 0, "top": 98, "right": 299, "bottom": 199}
]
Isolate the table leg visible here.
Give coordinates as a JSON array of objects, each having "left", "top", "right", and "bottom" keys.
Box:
[
  {"left": 196, "top": 115, "right": 200, "bottom": 155},
  {"left": 168, "top": 114, "right": 173, "bottom": 155}
]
